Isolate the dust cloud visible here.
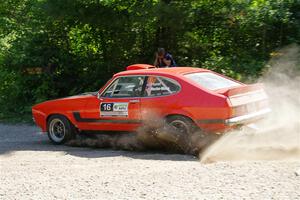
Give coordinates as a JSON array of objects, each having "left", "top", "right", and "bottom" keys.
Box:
[
  {"left": 67, "top": 115, "right": 218, "bottom": 155},
  {"left": 200, "top": 45, "right": 300, "bottom": 163},
  {"left": 67, "top": 125, "right": 217, "bottom": 155}
]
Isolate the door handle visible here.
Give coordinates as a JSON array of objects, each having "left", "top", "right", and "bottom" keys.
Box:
[{"left": 129, "top": 99, "right": 140, "bottom": 103}]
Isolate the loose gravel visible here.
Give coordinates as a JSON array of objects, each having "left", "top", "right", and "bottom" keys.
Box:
[{"left": 0, "top": 124, "right": 299, "bottom": 200}]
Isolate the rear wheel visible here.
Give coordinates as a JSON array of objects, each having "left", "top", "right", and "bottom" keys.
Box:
[
  {"left": 166, "top": 115, "right": 196, "bottom": 135},
  {"left": 47, "top": 115, "right": 76, "bottom": 144},
  {"left": 164, "top": 115, "right": 198, "bottom": 153}
]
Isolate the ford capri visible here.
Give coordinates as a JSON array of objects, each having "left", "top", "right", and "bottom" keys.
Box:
[{"left": 32, "top": 64, "right": 270, "bottom": 144}]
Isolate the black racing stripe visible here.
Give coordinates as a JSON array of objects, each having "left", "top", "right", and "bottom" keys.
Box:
[
  {"left": 196, "top": 119, "right": 225, "bottom": 124},
  {"left": 73, "top": 112, "right": 142, "bottom": 124}
]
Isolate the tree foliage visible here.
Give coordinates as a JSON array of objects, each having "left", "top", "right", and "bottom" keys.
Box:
[{"left": 0, "top": 0, "right": 300, "bottom": 117}]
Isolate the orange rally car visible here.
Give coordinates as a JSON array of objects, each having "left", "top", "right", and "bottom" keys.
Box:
[{"left": 32, "top": 64, "right": 271, "bottom": 144}]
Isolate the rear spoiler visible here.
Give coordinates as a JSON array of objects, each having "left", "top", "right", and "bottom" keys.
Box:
[
  {"left": 223, "top": 83, "right": 264, "bottom": 97},
  {"left": 126, "top": 64, "right": 156, "bottom": 71}
]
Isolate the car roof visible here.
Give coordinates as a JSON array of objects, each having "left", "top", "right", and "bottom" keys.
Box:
[{"left": 114, "top": 67, "right": 210, "bottom": 77}]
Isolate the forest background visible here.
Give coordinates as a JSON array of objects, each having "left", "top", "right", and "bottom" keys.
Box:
[{"left": 0, "top": 0, "right": 299, "bottom": 121}]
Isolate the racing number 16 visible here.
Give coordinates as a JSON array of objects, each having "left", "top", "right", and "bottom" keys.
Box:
[{"left": 101, "top": 103, "right": 113, "bottom": 111}]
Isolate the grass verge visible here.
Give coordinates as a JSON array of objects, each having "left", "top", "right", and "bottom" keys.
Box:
[{"left": 0, "top": 112, "right": 34, "bottom": 124}]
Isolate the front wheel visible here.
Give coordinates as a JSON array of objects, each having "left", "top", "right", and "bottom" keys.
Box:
[{"left": 47, "top": 115, "right": 76, "bottom": 144}]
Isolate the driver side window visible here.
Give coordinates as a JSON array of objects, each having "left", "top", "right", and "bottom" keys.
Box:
[{"left": 102, "top": 76, "right": 145, "bottom": 98}]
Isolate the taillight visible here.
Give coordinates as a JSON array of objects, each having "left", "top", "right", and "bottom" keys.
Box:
[
  {"left": 231, "top": 100, "right": 269, "bottom": 117},
  {"left": 231, "top": 105, "right": 247, "bottom": 117}
]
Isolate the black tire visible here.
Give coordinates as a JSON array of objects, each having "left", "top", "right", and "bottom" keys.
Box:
[
  {"left": 166, "top": 115, "right": 196, "bottom": 135},
  {"left": 47, "top": 115, "right": 76, "bottom": 144},
  {"left": 164, "top": 115, "right": 198, "bottom": 154}
]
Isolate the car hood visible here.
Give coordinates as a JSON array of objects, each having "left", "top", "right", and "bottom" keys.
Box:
[
  {"left": 61, "top": 91, "right": 98, "bottom": 100},
  {"left": 32, "top": 91, "right": 97, "bottom": 110}
]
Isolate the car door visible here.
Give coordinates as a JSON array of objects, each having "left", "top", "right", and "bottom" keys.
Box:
[{"left": 77, "top": 76, "right": 145, "bottom": 131}]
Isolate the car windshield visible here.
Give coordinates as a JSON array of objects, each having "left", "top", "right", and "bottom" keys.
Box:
[{"left": 185, "top": 72, "right": 241, "bottom": 90}]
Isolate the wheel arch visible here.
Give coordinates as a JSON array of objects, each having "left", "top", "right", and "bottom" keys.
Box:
[
  {"left": 164, "top": 113, "right": 197, "bottom": 126},
  {"left": 46, "top": 113, "right": 75, "bottom": 130}
]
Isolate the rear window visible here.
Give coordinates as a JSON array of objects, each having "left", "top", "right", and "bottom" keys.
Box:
[
  {"left": 185, "top": 72, "right": 240, "bottom": 90},
  {"left": 144, "top": 76, "right": 181, "bottom": 97}
]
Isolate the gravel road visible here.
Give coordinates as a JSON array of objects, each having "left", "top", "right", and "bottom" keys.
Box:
[{"left": 0, "top": 124, "right": 299, "bottom": 200}]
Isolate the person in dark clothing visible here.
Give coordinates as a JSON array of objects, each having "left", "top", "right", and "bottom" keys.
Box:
[{"left": 154, "top": 48, "right": 176, "bottom": 68}]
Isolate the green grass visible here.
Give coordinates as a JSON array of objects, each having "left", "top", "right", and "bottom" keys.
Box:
[{"left": 0, "top": 112, "right": 34, "bottom": 124}]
